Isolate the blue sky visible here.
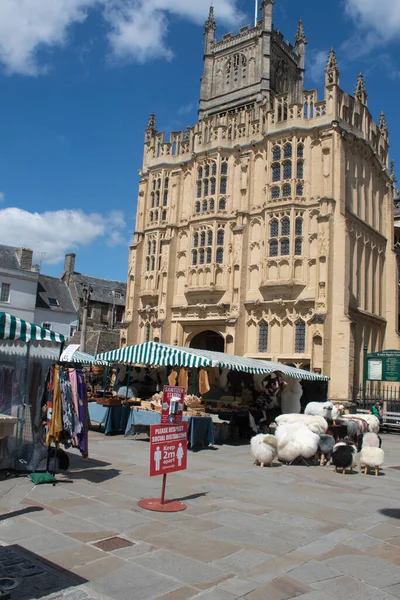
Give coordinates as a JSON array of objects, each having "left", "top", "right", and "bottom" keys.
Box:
[{"left": 0, "top": 0, "right": 399, "bottom": 282}]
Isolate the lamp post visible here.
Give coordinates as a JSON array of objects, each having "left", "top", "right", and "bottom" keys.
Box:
[
  {"left": 109, "top": 289, "right": 124, "bottom": 330},
  {"left": 80, "top": 285, "right": 93, "bottom": 352}
]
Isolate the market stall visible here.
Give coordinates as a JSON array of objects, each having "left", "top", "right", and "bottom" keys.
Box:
[{"left": 96, "top": 341, "right": 329, "bottom": 445}]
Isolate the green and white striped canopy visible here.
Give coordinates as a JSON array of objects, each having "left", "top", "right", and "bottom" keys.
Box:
[
  {"left": 97, "top": 341, "right": 329, "bottom": 381},
  {"left": 0, "top": 312, "right": 65, "bottom": 344}
]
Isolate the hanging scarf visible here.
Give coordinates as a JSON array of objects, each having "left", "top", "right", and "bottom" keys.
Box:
[
  {"left": 178, "top": 368, "right": 188, "bottom": 392},
  {"left": 199, "top": 368, "right": 210, "bottom": 396}
]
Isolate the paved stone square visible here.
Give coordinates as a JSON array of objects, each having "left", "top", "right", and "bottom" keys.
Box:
[{"left": 1, "top": 431, "right": 400, "bottom": 599}]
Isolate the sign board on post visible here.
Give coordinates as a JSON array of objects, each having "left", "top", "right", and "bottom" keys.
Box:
[
  {"left": 149, "top": 423, "right": 188, "bottom": 477},
  {"left": 365, "top": 350, "right": 400, "bottom": 383},
  {"left": 60, "top": 344, "right": 80, "bottom": 362},
  {"left": 161, "top": 386, "right": 185, "bottom": 425}
]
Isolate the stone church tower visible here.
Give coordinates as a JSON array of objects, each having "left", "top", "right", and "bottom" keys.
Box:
[{"left": 122, "top": 2, "right": 399, "bottom": 401}]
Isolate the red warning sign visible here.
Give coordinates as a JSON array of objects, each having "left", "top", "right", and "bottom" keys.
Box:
[
  {"left": 149, "top": 423, "right": 188, "bottom": 477},
  {"left": 161, "top": 386, "right": 185, "bottom": 425}
]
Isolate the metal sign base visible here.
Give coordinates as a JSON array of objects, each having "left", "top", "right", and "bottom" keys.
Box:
[{"left": 138, "top": 474, "right": 187, "bottom": 513}]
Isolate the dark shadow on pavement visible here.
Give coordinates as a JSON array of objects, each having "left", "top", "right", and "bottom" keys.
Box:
[
  {"left": 0, "top": 506, "right": 43, "bottom": 522},
  {"left": 379, "top": 508, "right": 400, "bottom": 519},
  {"left": 67, "top": 468, "right": 121, "bottom": 483}
]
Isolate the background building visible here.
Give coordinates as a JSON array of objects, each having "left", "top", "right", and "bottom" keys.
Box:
[
  {"left": 123, "top": 2, "right": 399, "bottom": 401},
  {"left": 35, "top": 274, "right": 78, "bottom": 338}
]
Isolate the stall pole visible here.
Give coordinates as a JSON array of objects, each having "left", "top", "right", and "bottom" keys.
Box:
[
  {"left": 125, "top": 364, "right": 132, "bottom": 400},
  {"left": 160, "top": 474, "right": 167, "bottom": 505},
  {"left": 17, "top": 341, "right": 31, "bottom": 460},
  {"left": 192, "top": 368, "right": 197, "bottom": 395},
  {"left": 103, "top": 364, "right": 109, "bottom": 396}
]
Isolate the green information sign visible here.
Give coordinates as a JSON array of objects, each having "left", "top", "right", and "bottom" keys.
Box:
[{"left": 364, "top": 350, "right": 400, "bottom": 383}]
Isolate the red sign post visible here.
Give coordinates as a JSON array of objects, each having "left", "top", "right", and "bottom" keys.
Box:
[{"left": 138, "top": 404, "right": 189, "bottom": 512}]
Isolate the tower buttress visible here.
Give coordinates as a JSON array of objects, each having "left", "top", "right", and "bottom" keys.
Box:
[
  {"left": 295, "top": 20, "right": 307, "bottom": 89},
  {"left": 204, "top": 5, "right": 216, "bottom": 53},
  {"left": 199, "top": 6, "right": 216, "bottom": 118},
  {"left": 261, "top": 0, "right": 274, "bottom": 31},
  {"left": 355, "top": 73, "right": 367, "bottom": 105}
]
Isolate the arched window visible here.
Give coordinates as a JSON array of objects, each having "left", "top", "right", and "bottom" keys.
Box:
[
  {"left": 220, "top": 177, "right": 227, "bottom": 194},
  {"left": 151, "top": 256, "right": 155, "bottom": 270},
  {"left": 209, "top": 198, "right": 215, "bottom": 211},
  {"left": 284, "top": 143, "right": 292, "bottom": 158},
  {"left": 163, "top": 191, "right": 168, "bottom": 206},
  {"left": 150, "top": 212, "right": 153, "bottom": 223},
  {"left": 258, "top": 322, "right": 269, "bottom": 352},
  {"left": 152, "top": 240, "right": 156, "bottom": 254},
  {"left": 217, "top": 230, "right": 224, "bottom": 246},
  {"left": 270, "top": 219, "right": 279, "bottom": 238},
  {"left": 156, "top": 191, "right": 160, "bottom": 206},
  {"left": 212, "top": 162, "right": 217, "bottom": 176},
  {"left": 200, "top": 231, "right": 206, "bottom": 247},
  {"left": 147, "top": 240, "right": 151, "bottom": 255},
  {"left": 272, "top": 164, "right": 281, "bottom": 182},
  {"left": 199, "top": 248, "right": 205, "bottom": 265},
  {"left": 204, "top": 179, "right": 209, "bottom": 196},
  {"left": 281, "top": 218, "right": 290, "bottom": 236},
  {"left": 165, "top": 177, "right": 169, "bottom": 189},
  {"left": 197, "top": 167, "right": 203, "bottom": 179},
  {"left": 269, "top": 240, "right": 278, "bottom": 257},
  {"left": 297, "top": 143, "right": 304, "bottom": 158},
  {"left": 151, "top": 192, "right": 155, "bottom": 208},
  {"left": 162, "top": 210, "right": 167, "bottom": 221},
  {"left": 195, "top": 201, "right": 201, "bottom": 214},
  {"left": 211, "top": 178, "right": 216, "bottom": 195},
  {"left": 295, "top": 239, "right": 303, "bottom": 255},
  {"left": 221, "top": 161, "right": 228, "bottom": 175},
  {"left": 193, "top": 232, "right": 199, "bottom": 247},
  {"left": 152, "top": 179, "right": 156, "bottom": 191},
  {"left": 157, "top": 178, "right": 161, "bottom": 189},
  {"left": 146, "top": 257, "right": 150, "bottom": 271},
  {"left": 295, "top": 218, "right": 303, "bottom": 236},
  {"left": 154, "top": 210, "right": 158, "bottom": 221},
  {"left": 272, "top": 146, "right": 281, "bottom": 161},
  {"left": 271, "top": 186, "right": 280, "bottom": 199},
  {"left": 145, "top": 322, "right": 151, "bottom": 342},
  {"left": 297, "top": 161, "right": 304, "bottom": 179},
  {"left": 295, "top": 320, "right": 306, "bottom": 353},
  {"left": 205, "top": 164, "right": 210, "bottom": 178},
  {"left": 206, "top": 248, "right": 212, "bottom": 264},
  {"left": 197, "top": 181, "right": 202, "bottom": 198},
  {"left": 192, "top": 250, "right": 198, "bottom": 265},
  {"left": 281, "top": 239, "right": 290, "bottom": 255},
  {"left": 282, "top": 183, "right": 291, "bottom": 197},
  {"left": 208, "top": 230, "right": 213, "bottom": 246},
  {"left": 296, "top": 183, "right": 304, "bottom": 197},
  {"left": 202, "top": 199, "right": 208, "bottom": 212},
  {"left": 216, "top": 248, "right": 224, "bottom": 264},
  {"left": 219, "top": 198, "right": 226, "bottom": 210},
  {"left": 283, "top": 161, "right": 292, "bottom": 179}
]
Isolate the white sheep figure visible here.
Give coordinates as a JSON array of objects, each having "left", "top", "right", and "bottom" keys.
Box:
[
  {"left": 304, "top": 401, "right": 334, "bottom": 421},
  {"left": 359, "top": 433, "right": 384, "bottom": 476},
  {"left": 275, "top": 422, "right": 320, "bottom": 464},
  {"left": 280, "top": 378, "right": 303, "bottom": 414},
  {"left": 250, "top": 434, "right": 278, "bottom": 467},
  {"left": 275, "top": 414, "right": 328, "bottom": 435}
]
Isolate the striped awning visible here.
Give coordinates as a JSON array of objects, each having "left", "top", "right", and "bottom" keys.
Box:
[
  {"left": 0, "top": 312, "right": 65, "bottom": 344},
  {"left": 96, "top": 341, "right": 329, "bottom": 381},
  {"left": 63, "top": 350, "right": 109, "bottom": 365}
]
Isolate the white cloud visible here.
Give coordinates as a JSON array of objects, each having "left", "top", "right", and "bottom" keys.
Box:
[
  {"left": 0, "top": 0, "right": 243, "bottom": 75},
  {"left": 307, "top": 50, "right": 328, "bottom": 84},
  {"left": 0, "top": 207, "right": 126, "bottom": 264},
  {"left": 344, "top": 0, "right": 400, "bottom": 55}
]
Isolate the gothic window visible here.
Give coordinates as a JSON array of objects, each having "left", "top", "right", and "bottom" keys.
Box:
[
  {"left": 221, "top": 160, "right": 228, "bottom": 175},
  {"left": 297, "top": 143, "right": 304, "bottom": 158},
  {"left": 272, "top": 164, "right": 281, "bottom": 182},
  {"left": 145, "top": 322, "right": 151, "bottom": 343},
  {"left": 296, "top": 183, "right": 304, "bottom": 197},
  {"left": 152, "top": 179, "right": 156, "bottom": 191},
  {"left": 282, "top": 184, "right": 291, "bottom": 197},
  {"left": 200, "top": 231, "right": 206, "bottom": 247},
  {"left": 272, "top": 146, "right": 281, "bottom": 161},
  {"left": 150, "top": 212, "right": 153, "bottom": 222},
  {"left": 195, "top": 201, "right": 201, "bottom": 213},
  {"left": 281, "top": 239, "right": 290, "bottom": 256},
  {"left": 204, "top": 179, "right": 209, "bottom": 197},
  {"left": 207, "top": 248, "right": 212, "bottom": 264},
  {"left": 202, "top": 199, "right": 208, "bottom": 212},
  {"left": 219, "top": 198, "right": 226, "bottom": 210},
  {"left": 152, "top": 240, "right": 156, "bottom": 254},
  {"left": 193, "top": 232, "right": 199, "bottom": 248},
  {"left": 295, "top": 320, "right": 306, "bottom": 353},
  {"left": 211, "top": 178, "right": 216, "bottom": 195},
  {"left": 157, "top": 178, "right": 161, "bottom": 189},
  {"left": 208, "top": 230, "right": 213, "bottom": 246},
  {"left": 205, "top": 164, "right": 210, "bottom": 178},
  {"left": 146, "top": 257, "right": 150, "bottom": 271},
  {"left": 155, "top": 191, "right": 160, "bottom": 206},
  {"left": 281, "top": 218, "right": 290, "bottom": 236},
  {"left": 258, "top": 322, "right": 269, "bottom": 353},
  {"left": 154, "top": 210, "right": 158, "bottom": 221},
  {"left": 284, "top": 143, "right": 293, "bottom": 159},
  {"left": 162, "top": 210, "right": 167, "bottom": 221},
  {"left": 271, "top": 186, "right": 280, "bottom": 200},
  {"left": 295, "top": 238, "right": 303, "bottom": 255},
  {"left": 192, "top": 250, "right": 198, "bottom": 265},
  {"left": 197, "top": 181, "right": 202, "bottom": 198},
  {"left": 210, "top": 198, "right": 215, "bottom": 211},
  {"left": 270, "top": 219, "right": 279, "bottom": 238},
  {"left": 151, "top": 256, "right": 155, "bottom": 270},
  {"left": 212, "top": 162, "right": 217, "bottom": 176},
  {"left": 297, "top": 161, "right": 304, "bottom": 179},
  {"left": 199, "top": 249, "right": 205, "bottom": 265},
  {"left": 151, "top": 192, "right": 155, "bottom": 208},
  {"left": 147, "top": 241, "right": 151, "bottom": 255},
  {"left": 198, "top": 167, "right": 203, "bottom": 179},
  {"left": 283, "top": 161, "right": 292, "bottom": 180},
  {"left": 216, "top": 248, "right": 224, "bottom": 264},
  {"left": 165, "top": 177, "right": 169, "bottom": 189},
  {"left": 295, "top": 218, "right": 303, "bottom": 236},
  {"left": 220, "top": 177, "right": 227, "bottom": 194},
  {"left": 217, "top": 229, "right": 224, "bottom": 246},
  {"left": 163, "top": 191, "right": 168, "bottom": 206},
  {"left": 269, "top": 240, "right": 278, "bottom": 257}
]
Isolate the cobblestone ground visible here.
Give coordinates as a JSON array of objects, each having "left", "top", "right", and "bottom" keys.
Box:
[{"left": 1, "top": 430, "right": 400, "bottom": 600}]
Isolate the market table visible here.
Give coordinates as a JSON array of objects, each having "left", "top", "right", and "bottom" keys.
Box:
[
  {"left": 124, "top": 408, "right": 214, "bottom": 449},
  {"left": 88, "top": 403, "right": 131, "bottom": 435}
]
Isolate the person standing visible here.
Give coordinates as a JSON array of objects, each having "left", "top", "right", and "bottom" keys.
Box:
[{"left": 371, "top": 401, "right": 384, "bottom": 425}]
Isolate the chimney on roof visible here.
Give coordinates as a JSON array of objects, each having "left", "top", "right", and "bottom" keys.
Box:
[
  {"left": 17, "top": 248, "right": 33, "bottom": 271},
  {"left": 64, "top": 253, "right": 76, "bottom": 275},
  {"left": 31, "top": 264, "right": 40, "bottom": 273}
]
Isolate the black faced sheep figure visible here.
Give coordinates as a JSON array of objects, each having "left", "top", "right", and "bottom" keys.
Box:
[{"left": 332, "top": 440, "right": 358, "bottom": 474}]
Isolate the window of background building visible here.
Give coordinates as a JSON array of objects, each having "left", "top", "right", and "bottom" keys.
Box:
[
  {"left": 270, "top": 140, "right": 305, "bottom": 200},
  {"left": 42, "top": 322, "right": 51, "bottom": 330},
  {"left": 100, "top": 306, "right": 109, "bottom": 323},
  {"left": 258, "top": 322, "right": 269, "bottom": 352},
  {"left": 195, "top": 159, "right": 228, "bottom": 214},
  {"left": 268, "top": 215, "right": 303, "bottom": 258},
  {"left": 192, "top": 225, "right": 225, "bottom": 266},
  {"left": 295, "top": 320, "right": 306, "bottom": 353},
  {"left": 115, "top": 306, "right": 124, "bottom": 323},
  {"left": 0, "top": 283, "right": 10, "bottom": 303}
]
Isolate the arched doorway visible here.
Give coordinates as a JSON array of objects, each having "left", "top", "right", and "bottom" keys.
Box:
[{"left": 189, "top": 330, "right": 225, "bottom": 352}]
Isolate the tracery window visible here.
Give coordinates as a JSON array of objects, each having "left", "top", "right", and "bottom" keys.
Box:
[
  {"left": 145, "top": 235, "right": 159, "bottom": 272},
  {"left": 268, "top": 215, "right": 303, "bottom": 257},
  {"left": 191, "top": 225, "right": 225, "bottom": 266},
  {"left": 269, "top": 140, "right": 306, "bottom": 201},
  {"left": 258, "top": 322, "right": 269, "bottom": 352},
  {"left": 295, "top": 320, "right": 306, "bottom": 353},
  {"left": 219, "top": 198, "right": 226, "bottom": 210},
  {"left": 195, "top": 159, "right": 229, "bottom": 214}
]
